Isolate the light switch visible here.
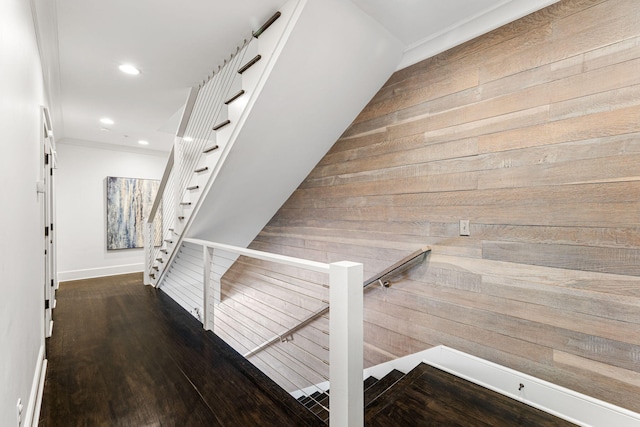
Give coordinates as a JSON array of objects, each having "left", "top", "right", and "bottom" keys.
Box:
[{"left": 460, "top": 220, "right": 470, "bottom": 236}]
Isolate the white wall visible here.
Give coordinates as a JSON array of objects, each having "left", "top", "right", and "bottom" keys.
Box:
[
  {"left": 0, "top": 0, "right": 47, "bottom": 424},
  {"left": 56, "top": 141, "right": 167, "bottom": 281}
]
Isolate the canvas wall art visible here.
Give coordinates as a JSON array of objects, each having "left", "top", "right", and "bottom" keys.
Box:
[{"left": 106, "top": 176, "right": 160, "bottom": 250}]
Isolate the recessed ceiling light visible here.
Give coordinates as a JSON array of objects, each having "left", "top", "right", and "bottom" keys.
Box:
[
  {"left": 100, "top": 117, "right": 114, "bottom": 125},
  {"left": 183, "top": 136, "right": 193, "bottom": 142},
  {"left": 119, "top": 64, "right": 140, "bottom": 75},
  {"left": 138, "top": 140, "right": 149, "bottom": 145}
]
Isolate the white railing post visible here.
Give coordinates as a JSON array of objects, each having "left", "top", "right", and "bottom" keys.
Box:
[
  {"left": 203, "top": 246, "right": 216, "bottom": 331},
  {"left": 173, "top": 137, "right": 184, "bottom": 234},
  {"left": 143, "top": 221, "right": 153, "bottom": 285},
  {"left": 329, "top": 261, "right": 364, "bottom": 427}
]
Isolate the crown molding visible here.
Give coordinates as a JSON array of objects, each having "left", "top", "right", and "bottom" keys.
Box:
[
  {"left": 397, "top": 0, "right": 560, "bottom": 70},
  {"left": 30, "top": 0, "right": 65, "bottom": 136},
  {"left": 57, "top": 138, "right": 169, "bottom": 157}
]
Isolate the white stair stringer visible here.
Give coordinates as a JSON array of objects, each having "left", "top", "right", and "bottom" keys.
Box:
[{"left": 156, "top": 0, "right": 403, "bottom": 309}]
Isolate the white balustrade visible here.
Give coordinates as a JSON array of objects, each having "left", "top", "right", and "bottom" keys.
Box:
[{"left": 184, "top": 237, "right": 364, "bottom": 427}]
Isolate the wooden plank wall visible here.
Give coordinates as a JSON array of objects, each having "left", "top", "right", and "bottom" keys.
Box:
[
  {"left": 219, "top": 0, "right": 640, "bottom": 411},
  {"left": 214, "top": 256, "right": 331, "bottom": 393}
]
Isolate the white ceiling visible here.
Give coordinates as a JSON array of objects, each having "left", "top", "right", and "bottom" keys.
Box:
[{"left": 43, "top": 0, "right": 557, "bottom": 153}]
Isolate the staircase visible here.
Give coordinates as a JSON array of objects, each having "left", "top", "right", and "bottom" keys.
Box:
[
  {"left": 139, "top": 2, "right": 640, "bottom": 426},
  {"left": 140, "top": 4, "right": 399, "bottom": 416},
  {"left": 298, "top": 363, "right": 578, "bottom": 426},
  {"left": 145, "top": 0, "right": 402, "bottom": 316},
  {"left": 296, "top": 369, "right": 405, "bottom": 424}
]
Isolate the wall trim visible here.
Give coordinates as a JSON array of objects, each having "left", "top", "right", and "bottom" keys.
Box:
[
  {"left": 23, "top": 345, "right": 46, "bottom": 427},
  {"left": 57, "top": 138, "right": 169, "bottom": 157},
  {"left": 397, "top": 0, "right": 560, "bottom": 70},
  {"left": 58, "top": 263, "right": 143, "bottom": 282},
  {"left": 424, "top": 346, "right": 640, "bottom": 427}
]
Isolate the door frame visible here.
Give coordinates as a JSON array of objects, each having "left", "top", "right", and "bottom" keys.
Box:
[{"left": 41, "top": 106, "right": 56, "bottom": 338}]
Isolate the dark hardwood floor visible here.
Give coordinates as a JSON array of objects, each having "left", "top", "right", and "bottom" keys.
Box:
[
  {"left": 39, "top": 273, "right": 322, "bottom": 427},
  {"left": 40, "top": 272, "right": 578, "bottom": 426}
]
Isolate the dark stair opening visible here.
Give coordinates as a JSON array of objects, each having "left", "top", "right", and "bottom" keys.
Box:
[
  {"left": 364, "top": 369, "right": 404, "bottom": 407},
  {"left": 295, "top": 368, "right": 405, "bottom": 424},
  {"left": 297, "top": 391, "right": 329, "bottom": 424}
]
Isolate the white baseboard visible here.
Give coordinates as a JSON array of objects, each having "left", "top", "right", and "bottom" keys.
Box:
[
  {"left": 363, "top": 347, "right": 436, "bottom": 378},
  {"left": 31, "top": 359, "right": 47, "bottom": 427},
  {"left": 57, "top": 263, "right": 143, "bottom": 281},
  {"left": 422, "top": 346, "right": 640, "bottom": 427},
  {"left": 24, "top": 345, "right": 47, "bottom": 427},
  {"left": 291, "top": 345, "right": 640, "bottom": 426}
]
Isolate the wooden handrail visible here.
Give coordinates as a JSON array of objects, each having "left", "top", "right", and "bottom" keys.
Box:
[{"left": 243, "top": 246, "right": 431, "bottom": 358}]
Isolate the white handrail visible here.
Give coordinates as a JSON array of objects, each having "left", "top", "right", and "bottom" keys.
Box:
[
  {"left": 183, "top": 238, "right": 329, "bottom": 273},
  {"left": 148, "top": 146, "right": 174, "bottom": 224},
  {"left": 185, "top": 237, "right": 363, "bottom": 427},
  {"left": 176, "top": 86, "right": 200, "bottom": 139}
]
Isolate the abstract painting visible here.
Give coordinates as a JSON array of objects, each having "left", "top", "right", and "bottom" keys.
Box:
[{"left": 106, "top": 176, "right": 160, "bottom": 250}]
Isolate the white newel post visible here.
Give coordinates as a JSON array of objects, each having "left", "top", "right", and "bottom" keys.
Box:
[
  {"left": 329, "top": 261, "right": 364, "bottom": 427},
  {"left": 203, "top": 246, "right": 215, "bottom": 331},
  {"left": 211, "top": 252, "right": 221, "bottom": 323}
]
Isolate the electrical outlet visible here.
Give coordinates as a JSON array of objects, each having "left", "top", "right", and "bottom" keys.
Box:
[
  {"left": 17, "top": 398, "right": 23, "bottom": 426},
  {"left": 459, "top": 220, "right": 470, "bottom": 236}
]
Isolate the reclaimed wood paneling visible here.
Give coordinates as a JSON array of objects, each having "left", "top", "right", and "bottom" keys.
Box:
[{"left": 218, "top": 0, "right": 640, "bottom": 413}]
